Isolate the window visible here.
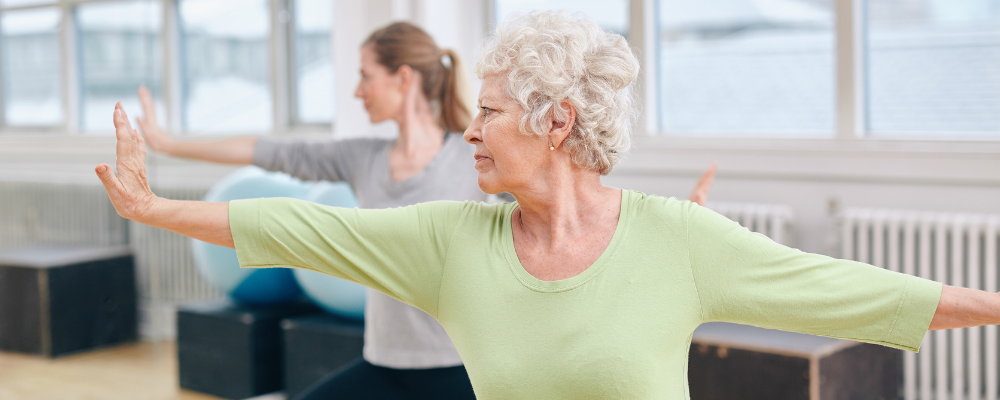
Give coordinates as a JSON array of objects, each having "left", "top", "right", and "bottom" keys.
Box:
[
  {"left": 179, "top": 0, "right": 272, "bottom": 133},
  {"left": 867, "top": 0, "right": 1000, "bottom": 137},
  {"left": 656, "top": 0, "right": 836, "bottom": 136},
  {"left": 77, "top": 0, "right": 163, "bottom": 133},
  {"left": 493, "top": 0, "right": 629, "bottom": 38},
  {"left": 0, "top": 0, "right": 54, "bottom": 6},
  {"left": 0, "top": 6, "right": 62, "bottom": 126},
  {"left": 291, "top": 0, "right": 334, "bottom": 125}
]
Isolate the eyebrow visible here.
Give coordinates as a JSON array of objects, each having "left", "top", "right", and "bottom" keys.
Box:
[{"left": 478, "top": 94, "right": 498, "bottom": 105}]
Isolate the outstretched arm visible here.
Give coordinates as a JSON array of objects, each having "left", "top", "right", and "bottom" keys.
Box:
[
  {"left": 136, "top": 86, "right": 256, "bottom": 165},
  {"left": 930, "top": 286, "right": 1000, "bottom": 330},
  {"left": 97, "top": 103, "right": 234, "bottom": 248}
]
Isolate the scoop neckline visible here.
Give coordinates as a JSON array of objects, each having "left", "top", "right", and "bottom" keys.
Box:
[{"left": 501, "top": 189, "right": 634, "bottom": 293}]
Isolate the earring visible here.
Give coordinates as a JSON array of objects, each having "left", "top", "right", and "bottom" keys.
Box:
[{"left": 549, "top": 142, "right": 555, "bottom": 151}]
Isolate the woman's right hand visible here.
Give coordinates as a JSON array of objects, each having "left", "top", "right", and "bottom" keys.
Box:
[
  {"left": 96, "top": 103, "right": 158, "bottom": 221},
  {"left": 136, "top": 86, "right": 173, "bottom": 154}
]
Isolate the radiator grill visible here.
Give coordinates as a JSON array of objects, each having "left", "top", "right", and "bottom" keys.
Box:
[
  {"left": 0, "top": 182, "right": 127, "bottom": 248},
  {"left": 841, "top": 208, "right": 1000, "bottom": 400},
  {"left": 707, "top": 202, "right": 795, "bottom": 246}
]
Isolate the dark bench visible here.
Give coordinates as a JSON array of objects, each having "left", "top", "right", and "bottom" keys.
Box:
[{"left": 0, "top": 245, "right": 136, "bottom": 357}]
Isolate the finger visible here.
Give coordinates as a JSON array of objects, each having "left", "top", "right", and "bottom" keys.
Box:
[
  {"left": 134, "top": 126, "right": 147, "bottom": 158},
  {"left": 117, "top": 103, "right": 138, "bottom": 134},
  {"left": 138, "top": 86, "right": 158, "bottom": 122},
  {"left": 113, "top": 107, "right": 134, "bottom": 156},
  {"left": 693, "top": 162, "right": 717, "bottom": 194}
]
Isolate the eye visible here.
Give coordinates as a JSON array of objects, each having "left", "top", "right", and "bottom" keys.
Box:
[{"left": 480, "top": 107, "right": 493, "bottom": 118}]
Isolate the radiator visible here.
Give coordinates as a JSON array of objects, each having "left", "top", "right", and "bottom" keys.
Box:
[
  {"left": 707, "top": 202, "right": 795, "bottom": 246},
  {"left": 841, "top": 208, "right": 1000, "bottom": 400},
  {"left": 0, "top": 182, "right": 128, "bottom": 249},
  {"left": 130, "top": 187, "right": 222, "bottom": 339}
]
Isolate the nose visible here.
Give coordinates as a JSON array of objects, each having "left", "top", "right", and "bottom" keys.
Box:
[
  {"left": 354, "top": 82, "right": 363, "bottom": 99},
  {"left": 464, "top": 112, "right": 483, "bottom": 144}
]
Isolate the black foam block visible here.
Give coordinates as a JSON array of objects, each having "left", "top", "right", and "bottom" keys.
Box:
[
  {"left": 176, "top": 299, "right": 318, "bottom": 400},
  {"left": 688, "top": 322, "right": 902, "bottom": 400},
  {"left": 0, "top": 246, "right": 136, "bottom": 357},
  {"left": 282, "top": 312, "right": 365, "bottom": 399}
]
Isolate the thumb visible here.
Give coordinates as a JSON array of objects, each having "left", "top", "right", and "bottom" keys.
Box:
[{"left": 95, "top": 163, "right": 122, "bottom": 193}]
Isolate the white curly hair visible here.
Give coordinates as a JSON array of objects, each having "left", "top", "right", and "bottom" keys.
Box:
[{"left": 476, "top": 11, "right": 639, "bottom": 175}]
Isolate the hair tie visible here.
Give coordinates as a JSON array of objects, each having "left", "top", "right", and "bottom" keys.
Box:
[{"left": 440, "top": 50, "right": 452, "bottom": 68}]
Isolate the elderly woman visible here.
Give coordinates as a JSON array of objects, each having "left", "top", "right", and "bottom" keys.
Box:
[{"left": 98, "top": 12, "right": 998, "bottom": 399}]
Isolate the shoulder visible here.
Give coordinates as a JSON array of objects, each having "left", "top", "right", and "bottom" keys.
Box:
[
  {"left": 626, "top": 190, "right": 690, "bottom": 220},
  {"left": 417, "top": 199, "right": 507, "bottom": 219},
  {"left": 333, "top": 137, "right": 394, "bottom": 152},
  {"left": 408, "top": 200, "right": 508, "bottom": 235}
]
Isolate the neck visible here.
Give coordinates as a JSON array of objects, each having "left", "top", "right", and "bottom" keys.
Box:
[
  {"left": 510, "top": 161, "right": 621, "bottom": 248},
  {"left": 394, "top": 97, "right": 445, "bottom": 155}
]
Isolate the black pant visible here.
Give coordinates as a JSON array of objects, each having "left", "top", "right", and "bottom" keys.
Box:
[{"left": 291, "top": 358, "right": 477, "bottom": 400}]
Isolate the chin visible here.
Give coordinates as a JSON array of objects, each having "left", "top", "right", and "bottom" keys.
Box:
[{"left": 477, "top": 175, "right": 504, "bottom": 195}]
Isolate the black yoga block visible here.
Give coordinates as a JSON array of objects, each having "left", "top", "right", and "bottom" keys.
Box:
[
  {"left": 176, "top": 299, "right": 318, "bottom": 399},
  {"left": 0, "top": 246, "right": 136, "bottom": 357},
  {"left": 282, "top": 312, "right": 365, "bottom": 399},
  {"left": 688, "top": 322, "right": 902, "bottom": 400}
]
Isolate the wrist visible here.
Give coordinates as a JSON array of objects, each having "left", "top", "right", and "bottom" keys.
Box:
[
  {"left": 161, "top": 137, "right": 178, "bottom": 156},
  {"left": 133, "top": 195, "right": 164, "bottom": 225}
]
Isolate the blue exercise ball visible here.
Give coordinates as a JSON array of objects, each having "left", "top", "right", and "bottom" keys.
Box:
[
  {"left": 292, "top": 182, "right": 368, "bottom": 320},
  {"left": 191, "top": 166, "right": 310, "bottom": 305}
]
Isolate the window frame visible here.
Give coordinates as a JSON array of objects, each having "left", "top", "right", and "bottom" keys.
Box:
[
  {"left": 491, "top": 0, "right": 1000, "bottom": 144},
  {"left": 0, "top": 0, "right": 333, "bottom": 135}
]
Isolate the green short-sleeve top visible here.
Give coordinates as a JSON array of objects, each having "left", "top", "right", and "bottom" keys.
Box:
[{"left": 230, "top": 189, "right": 941, "bottom": 400}]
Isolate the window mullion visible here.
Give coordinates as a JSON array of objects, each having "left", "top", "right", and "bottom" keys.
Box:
[
  {"left": 59, "top": 0, "right": 79, "bottom": 133},
  {"left": 0, "top": 7, "right": 6, "bottom": 129},
  {"left": 162, "top": 0, "right": 182, "bottom": 135},
  {"left": 269, "top": 0, "right": 291, "bottom": 134},
  {"left": 835, "top": 0, "right": 867, "bottom": 140},
  {"left": 628, "top": 0, "right": 656, "bottom": 137}
]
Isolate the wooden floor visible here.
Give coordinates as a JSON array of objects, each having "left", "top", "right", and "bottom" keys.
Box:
[{"left": 0, "top": 341, "right": 221, "bottom": 400}]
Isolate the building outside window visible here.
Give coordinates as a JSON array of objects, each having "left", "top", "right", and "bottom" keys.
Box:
[
  {"left": 0, "top": 6, "right": 62, "bottom": 126},
  {"left": 179, "top": 0, "right": 272, "bottom": 133},
  {"left": 292, "top": 0, "right": 334, "bottom": 125},
  {"left": 77, "top": 0, "right": 163, "bottom": 133},
  {"left": 867, "top": 0, "right": 1000, "bottom": 137},
  {"left": 656, "top": 0, "right": 835, "bottom": 136}
]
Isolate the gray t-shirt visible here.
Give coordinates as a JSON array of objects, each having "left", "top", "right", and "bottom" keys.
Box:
[{"left": 253, "top": 134, "right": 486, "bottom": 369}]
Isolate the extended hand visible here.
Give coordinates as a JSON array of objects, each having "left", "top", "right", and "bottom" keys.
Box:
[
  {"left": 136, "top": 86, "right": 172, "bottom": 153},
  {"left": 687, "top": 163, "right": 717, "bottom": 206},
  {"left": 96, "top": 103, "right": 158, "bottom": 221}
]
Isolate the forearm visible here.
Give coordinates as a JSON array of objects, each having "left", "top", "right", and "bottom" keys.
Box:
[
  {"left": 140, "top": 198, "right": 234, "bottom": 248},
  {"left": 166, "top": 136, "right": 257, "bottom": 165},
  {"left": 929, "top": 285, "right": 1000, "bottom": 330}
]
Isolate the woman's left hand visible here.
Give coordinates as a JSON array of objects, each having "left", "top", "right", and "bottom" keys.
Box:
[
  {"left": 687, "top": 163, "right": 717, "bottom": 206},
  {"left": 95, "top": 103, "right": 158, "bottom": 221}
]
